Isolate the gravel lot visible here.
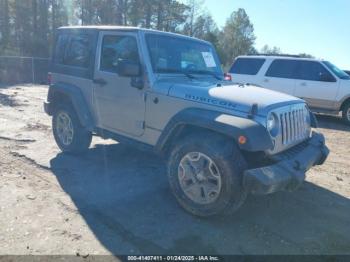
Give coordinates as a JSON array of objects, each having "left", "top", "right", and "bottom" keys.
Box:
[{"left": 0, "top": 84, "right": 350, "bottom": 256}]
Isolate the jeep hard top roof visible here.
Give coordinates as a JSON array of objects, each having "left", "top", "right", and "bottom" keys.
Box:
[{"left": 57, "top": 25, "right": 210, "bottom": 45}]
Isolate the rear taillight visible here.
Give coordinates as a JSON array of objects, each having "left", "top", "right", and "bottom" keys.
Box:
[
  {"left": 224, "top": 73, "right": 232, "bottom": 81},
  {"left": 47, "top": 72, "right": 52, "bottom": 85}
]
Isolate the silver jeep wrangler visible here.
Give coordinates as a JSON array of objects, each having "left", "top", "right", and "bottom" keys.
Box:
[{"left": 44, "top": 26, "right": 329, "bottom": 217}]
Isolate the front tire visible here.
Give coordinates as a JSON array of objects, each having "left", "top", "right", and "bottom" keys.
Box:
[
  {"left": 167, "top": 132, "right": 247, "bottom": 217},
  {"left": 342, "top": 102, "right": 350, "bottom": 125},
  {"left": 52, "top": 103, "right": 92, "bottom": 154}
]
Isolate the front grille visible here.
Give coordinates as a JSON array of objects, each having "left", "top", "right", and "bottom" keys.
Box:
[
  {"left": 280, "top": 107, "right": 309, "bottom": 145},
  {"left": 268, "top": 104, "right": 311, "bottom": 155}
]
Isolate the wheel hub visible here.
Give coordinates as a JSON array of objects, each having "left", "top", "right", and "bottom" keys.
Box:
[
  {"left": 195, "top": 172, "right": 206, "bottom": 182},
  {"left": 56, "top": 112, "right": 74, "bottom": 146},
  {"left": 178, "top": 152, "right": 222, "bottom": 205}
]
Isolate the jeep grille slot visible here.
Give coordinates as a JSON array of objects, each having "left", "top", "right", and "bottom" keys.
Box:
[{"left": 280, "top": 107, "right": 308, "bottom": 145}]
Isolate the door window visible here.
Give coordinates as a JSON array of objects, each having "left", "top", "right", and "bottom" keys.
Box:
[
  {"left": 229, "top": 58, "right": 265, "bottom": 75},
  {"left": 265, "top": 59, "right": 298, "bottom": 78},
  {"left": 295, "top": 61, "right": 336, "bottom": 82},
  {"left": 100, "top": 35, "right": 140, "bottom": 73}
]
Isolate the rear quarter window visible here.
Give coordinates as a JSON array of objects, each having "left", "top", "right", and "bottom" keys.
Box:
[
  {"left": 53, "top": 34, "right": 69, "bottom": 64},
  {"left": 54, "top": 33, "right": 91, "bottom": 68},
  {"left": 63, "top": 34, "right": 91, "bottom": 68},
  {"left": 229, "top": 58, "right": 265, "bottom": 75}
]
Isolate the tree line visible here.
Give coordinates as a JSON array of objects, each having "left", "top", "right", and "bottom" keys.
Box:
[{"left": 0, "top": 0, "right": 308, "bottom": 68}]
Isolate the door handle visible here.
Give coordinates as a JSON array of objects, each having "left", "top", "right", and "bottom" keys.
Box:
[
  {"left": 263, "top": 78, "right": 269, "bottom": 83},
  {"left": 300, "top": 82, "right": 307, "bottom": 87},
  {"left": 93, "top": 78, "right": 107, "bottom": 86}
]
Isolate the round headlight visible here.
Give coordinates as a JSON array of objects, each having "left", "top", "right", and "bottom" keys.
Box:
[{"left": 267, "top": 112, "right": 279, "bottom": 137}]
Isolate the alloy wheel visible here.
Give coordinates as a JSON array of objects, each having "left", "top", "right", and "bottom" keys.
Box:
[{"left": 178, "top": 152, "right": 222, "bottom": 205}]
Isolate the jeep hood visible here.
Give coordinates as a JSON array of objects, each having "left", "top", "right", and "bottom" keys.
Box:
[{"left": 165, "top": 80, "right": 304, "bottom": 115}]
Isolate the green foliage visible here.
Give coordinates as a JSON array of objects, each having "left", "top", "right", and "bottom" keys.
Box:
[
  {"left": 260, "top": 45, "right": 282, "bottom": 55},
  {"left": 218, "top": 8, "right": 256, "bottom": 67},
  {"left": 258, "top": 46, "right": 315, "bottom": 58},
  {"left": 298, "top": 53, "right": 314, "bottom": 58},
  {"left": 0, "top": 0, "right": 260, "bottom": 68}
]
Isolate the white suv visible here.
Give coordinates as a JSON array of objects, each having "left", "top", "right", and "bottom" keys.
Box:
[{"left": 228, "top": 55, "right": 350, "bottom": 124}]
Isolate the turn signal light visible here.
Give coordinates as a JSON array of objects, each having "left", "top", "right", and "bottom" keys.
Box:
[{"left": 238, "top": 135, "right": 247, "bottom": 145}]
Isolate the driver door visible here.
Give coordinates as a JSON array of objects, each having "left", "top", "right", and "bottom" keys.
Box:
[{"left": 93, "top": 31, "right": 146, "bottom": 137}]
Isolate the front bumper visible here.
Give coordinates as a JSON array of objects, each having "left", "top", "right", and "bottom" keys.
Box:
[{"left": 243, "top": 132, "right": 329, "bottom": 195}]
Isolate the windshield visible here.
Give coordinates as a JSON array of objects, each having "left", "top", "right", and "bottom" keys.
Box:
[
  {"left": 323, "top": 61, "right": 350, "bottom": 80},
  {"left": 145, "top": 33, "right": 223, "bottom": 78}
]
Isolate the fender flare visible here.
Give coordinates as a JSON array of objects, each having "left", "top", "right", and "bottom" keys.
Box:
[
  {"left": 156, "top": 108, "right": 273, "bottom": 152},
  {"left": 47, "top": 83, "right": 94, "bottom": 129}
]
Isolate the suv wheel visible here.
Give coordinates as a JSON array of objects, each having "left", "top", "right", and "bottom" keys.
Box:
[
  {"left": 53, "top": 104, "right": 92, "bottom": 154},
  {"left": 167, "top": 132, "right": 247, "bottom": 217},
  {"left": 342, "top": 102, "right": 350, "bottom": 125}
]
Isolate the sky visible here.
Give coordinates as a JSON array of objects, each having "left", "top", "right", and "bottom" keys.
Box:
[{"left": 197, "top": 0, "right": 350, "bottom": 69}]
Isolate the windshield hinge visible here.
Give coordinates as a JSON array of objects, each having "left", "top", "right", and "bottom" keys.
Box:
[{"left": 248, "top": 103, "right": 258, "bottom": 119}]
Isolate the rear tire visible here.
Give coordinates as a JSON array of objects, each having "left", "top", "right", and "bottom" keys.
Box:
[
  {"left": 52, "top": 103, "right": 92, "bottom": 154},
  {"left": 342, "top": 102, "right": 350, "bottom": 125},
  {"left": 167, "top": 131, "right": 247, "bottom": 217}
]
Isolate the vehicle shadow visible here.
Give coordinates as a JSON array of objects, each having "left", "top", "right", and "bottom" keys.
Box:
[
  {"left": 315, "top": 114, "right": 350, "bottom": 132},
  {"left": 50, "top": 143, "right": 350, "bottom": 255}
]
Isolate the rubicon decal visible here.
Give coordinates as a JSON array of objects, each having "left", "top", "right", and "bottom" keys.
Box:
[{"left": 185, "top": 94, "right": 237, "bottom": 109}]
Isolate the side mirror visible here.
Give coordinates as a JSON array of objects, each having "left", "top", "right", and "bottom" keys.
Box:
[{"left": 118, "top": 60, "right": 141, "bottom": 77}]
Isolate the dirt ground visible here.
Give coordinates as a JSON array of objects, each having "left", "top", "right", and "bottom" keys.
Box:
[{"left": 0, "top": 84, "right": 349, "bottom": 256}]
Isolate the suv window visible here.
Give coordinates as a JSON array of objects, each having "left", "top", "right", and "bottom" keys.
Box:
[
  {"left": 63, "top": 34, "right": 90, "bottom": 68},
  {"left": 322, "top": 61, "right": 349, "bottom": 80},
  {"left": 265, "top": 59, "right": 298, "bottom": 78},
  {"left": 229, "top": 58, "right": 265, "bottom": 75},
  {"left": 100, "top": 35, "right": 140, "bottom": 73},
  {"left": 295, "top": 61, "right": 336, "bottom": 82}
]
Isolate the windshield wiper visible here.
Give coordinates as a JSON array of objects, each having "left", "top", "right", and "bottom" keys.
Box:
[
  {"left": 183, "top": 72, "right": 196, "bottom": 79},
  {"left": 189, "top": 70, "right": 223, "bottom": 80},
  {"left": 157, "top": 68, "right": 196, "bottom": 79},
  {"left": 209, "top": 72, "right": 222, "bottom": 80}
]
